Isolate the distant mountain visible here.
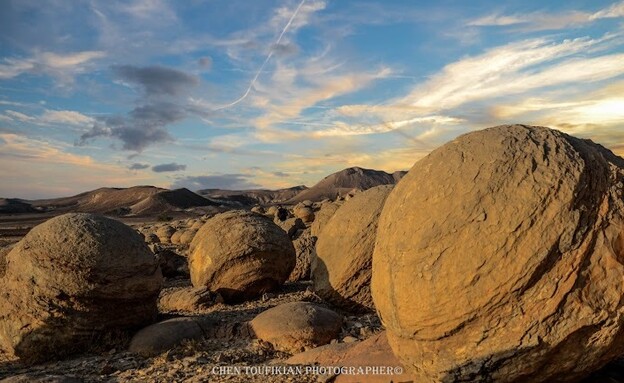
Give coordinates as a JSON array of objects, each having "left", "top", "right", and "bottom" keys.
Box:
[
  {"left": 0, "top": 198, "right": 38, "bottom": 214},
  {"left": 198, "top": 186, "right": 308, "bottom": 206},
  {"left": 287, "top": 167, "right": 404, "bottom": 203},
  {"left": 1, "top": 186, "right": 216, "bottom": 216}
]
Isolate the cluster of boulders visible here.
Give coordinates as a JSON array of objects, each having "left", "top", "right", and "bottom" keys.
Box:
[
  {"left": 4, "top": 125, "right": 624, "bottom": 383},
  {"left": 139, "top": 217, "right": 206, "bottom": 246}
]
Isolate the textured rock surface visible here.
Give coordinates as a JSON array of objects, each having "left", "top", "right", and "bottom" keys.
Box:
[
  {"left": 250, "top": 302, "right": 342, "bottom": 353},
  {"left": 286, "top": 331, "right": 416, "bottom": 383},
  {"left": 288, "top": 229, "right": 316, "bottom": 282},
  {"left": 156, "top": 225, "right": 175, "bottom": 243},
  {"left": 178, "top": 229, "right": 197, "bottom": 246},
  {"left": 276, "top": 218, "right": 306, "bottom": 239},
  {"left": 129, "top": 317, "right": 215, "bottom": 357},
  {"left": 310, "top": 202, "right": 340, "bottom": 238},
  {"left": 372, "top": 125, "right": 624, "bottom": 382},
  {"left": 313, "top": 185, "right": 393, "bottom": 312},
  {"left": 0, "top": 245, "right": 13, "bottom": 278},
  {"left": 158, "top": 286, "right": 217, "bottom": 312},
  {"left": 170, "top": 229, "right": 184, "bottom": 245},
  {"left": 293, "top": 204, "right": 315, "bottom": 223},
  {"left": 154, "top": 248, "right": 189, "bottom": 278},
  {"left": 189, "top": 210, "right": 295, "bottom": 303},
  {"left": 0, "top": 213, "right": 162, "bottom": 362}
]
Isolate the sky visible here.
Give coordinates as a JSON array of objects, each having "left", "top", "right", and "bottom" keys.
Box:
[{"left": 1, "top": 0, "right": 624, "bottom": 199}]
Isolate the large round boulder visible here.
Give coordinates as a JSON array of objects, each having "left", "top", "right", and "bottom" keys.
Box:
[
  {"left": 250, "top": 302, "right": 343, "bottom": 353},
  {"left": 372, "top": 125, "right": 624, "bottom": 382},
  {"left": 0, "top": 213, "right": 162, "bottom": 362},
  {"left": 313, "top": 185, "right": 393, "bottom": 312},
  {"left": 310, "top": 202, "right": 340, "bottom": 238},
  {"left": 189, "top": 210, "right": 295, "bottom": 303},
  {"left": 178, "top": 229, "right": 197, "bottom": 246},
  {"left": 293, "top": 203, "right": 315, "bottom": 223}
]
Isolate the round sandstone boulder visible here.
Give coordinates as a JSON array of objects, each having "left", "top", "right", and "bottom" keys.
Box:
[
  {"left": 170, "top": 229, "right": 184, "bottom": 245},
  {"left": 250, "top": 302, "right": 343, "bottom": 353},
  {"left": 0, "top": 213, "right": 162, "bottom": 362},
  {"left": 313, "top": 185, "right": 393, "bottom": 312},
  {"left": 156, "top": 225, "right": 176, "bottom": 243},
  {"left": 310, "top": 201, "right": 340, "bottom": 238},
  {"left": 189, "top": 210, "right": 295, "bottom": 303},
  {"left": 178, "top": 229, "right": 197, "bottom": 246},
  {"left": 372, "top": 125, "right": 624, "bottom": 382},
  {"left": 293, "top": 204, "right": 315, "bottom": 223}
]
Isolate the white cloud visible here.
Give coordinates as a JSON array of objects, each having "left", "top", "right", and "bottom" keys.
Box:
[
  {"left": 403, "top": 35, "right": 624, "bottom": 113},
  {"left": 41, "top": 110, "right": 95, "bottom": 126},
  {"left": 0, "top": 50, "right": 105, "bottom": 83},
  {"left": 4, "top": 110, "right": 36, "bottom": 123},
  {"left": 312, "top": 116, "right": 464, "bottom": 137},
  {"left": 468, "top": 1, "right": 624, "bottom": 30},
  {"left": 0, "top": 133, "right": 157, "bottom": 198}
]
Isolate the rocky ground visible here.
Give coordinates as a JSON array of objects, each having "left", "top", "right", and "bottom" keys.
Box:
[{"left": 0, "top": 278, "right": 382, "bottom": 383}]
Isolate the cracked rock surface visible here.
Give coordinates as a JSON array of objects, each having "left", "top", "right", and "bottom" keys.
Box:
[
  {"left": 314, "top": 185, "right": 393, "bottom": 313},
  {"left": 373, "top": 125, "right": 624, "bottom": 382}
]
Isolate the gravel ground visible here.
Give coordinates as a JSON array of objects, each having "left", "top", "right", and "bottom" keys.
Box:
[{"left": 0, "top": 280, "right": 383, "bottom": 383}]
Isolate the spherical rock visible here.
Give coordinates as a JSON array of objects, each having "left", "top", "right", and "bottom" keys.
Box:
[
  {"left": 190, "top": 220, "right": 204, "bottom": 230},
  {"left": 372, "top": 125, "right": 624, "bottom": 382},
  {"left": 276, "top": 217, "right": 306, "bottom": 239},
  {"left": 189, "top": 210, "right": 296, "bottom": 303},
  {"left": 170, "top": 229, "right": 184, "bottom": 245},
  {"left": 129, "top": 317, "right": 214, "bottom": 357},
  {"left": 0, "top": 213, "right": 162, "bottom": 362},
  {"left": 250, "top": 302, "right": 343, "bottom": 353},
  {"left": 156, "top": 225, "right": 176, "bottom": 243},
  {"left": 159, "top": 286, "right": 217, "bottom": 312},
  {"left": 313, "top": 185, "right": 393, "bottom": 312},
  {"left": 310, "top": 202, "right": 340, "bottom": 238},
  {"left": 265, "top": 206, "right": 279, "bottom": 217},
  {"left": 293, "top": 204, "right": 315, "bottom": 223},
  {"left": 288, "top": 229, "right": 316, "bottom": 282},
  {"left": 178, "top": 229, "right": 197, "bottom": 246}
]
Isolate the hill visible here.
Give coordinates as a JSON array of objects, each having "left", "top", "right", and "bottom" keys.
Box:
[
  {"left": 198, "top": 186, "right": 307, "bottom": 206},
  {"left": 287, "top": 167, "right": 403, "bottom": 203},
  {"left": 2, "top": 186, "right": 216, "bottom": 216}
]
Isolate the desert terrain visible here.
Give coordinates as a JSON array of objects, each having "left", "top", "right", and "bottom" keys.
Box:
[{"left": 4, "top": 126, "right": 624, "bottom": 383}]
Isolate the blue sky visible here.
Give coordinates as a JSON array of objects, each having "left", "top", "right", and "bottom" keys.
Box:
[{"left": 1, "top": 0, "right": 623, "bottom": 198}]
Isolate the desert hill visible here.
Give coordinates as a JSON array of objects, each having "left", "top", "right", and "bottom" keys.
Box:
[
  {"left": 287, "top": 167, "right": 404, "bottom": 203},
  {"left": 198, "top": 185, "right": 307, "bottom": 206},
  {"left": 2, "top": 186, "right": 215, "bottom": 216},
  {"left": 0, "top": 199, "right": 38, "bottom": 214}
]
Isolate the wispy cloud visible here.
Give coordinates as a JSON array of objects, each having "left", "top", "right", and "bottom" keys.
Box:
[
  {"left": 468, "top": 1, "right": 624, "bottom": 31},
  {"left": 0, "top": 133, "right": 156, "bottom": 198},
  {"left": 215, "top": 0, "right": 325, "bottom": 110},
  {"left": 403, "top": 34, "right": 623, "bottom": 113},
  {"left": 0, "top": 51, "right": 106, "bottom": 84}
]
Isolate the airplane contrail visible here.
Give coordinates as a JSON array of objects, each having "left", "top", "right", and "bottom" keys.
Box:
[{"left": 214, "top": 0, "right": 307, "bottom": 111}]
